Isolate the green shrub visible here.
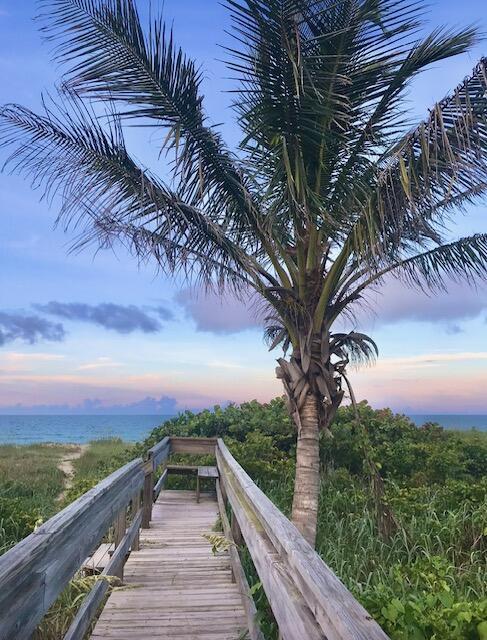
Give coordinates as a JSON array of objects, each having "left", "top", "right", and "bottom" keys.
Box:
[
  {"left": 0, "top": 497, "right": 41, "bottom": 552},
  {"left": 133, "top": 399, "right": 487, "bottom": 640},
  {"left": 361, "top": 556, "right": 487, "bottom": 640}
]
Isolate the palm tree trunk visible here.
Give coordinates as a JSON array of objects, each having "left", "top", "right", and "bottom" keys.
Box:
[{"left": 291, "top": 392, "right": 320, "bottom": 546}]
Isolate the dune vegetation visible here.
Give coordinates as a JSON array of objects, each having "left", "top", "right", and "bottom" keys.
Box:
[
  {"left": 1, "top": 403, "right": 486, "bottom": 639},
  {"left": 0, "top": 438, "right": 132, "bottom": 554},
  {"left": 140, "top": 400, "right": 487, "bottom": 640},
  {"left": 0, "top": 443, "right": 72, "bottom": 553}
]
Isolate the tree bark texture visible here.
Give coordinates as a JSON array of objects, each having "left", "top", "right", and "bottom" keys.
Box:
[{"left": 290, "top": 392, "right": 321, "bottom": 546}]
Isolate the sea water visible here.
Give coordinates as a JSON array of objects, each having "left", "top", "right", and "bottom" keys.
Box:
[
  {"left": 0, "top": 414, "right": 174, "bottom": 445},
  {"left": 0, "top": 413, "right": 485, "bottom": 445}
]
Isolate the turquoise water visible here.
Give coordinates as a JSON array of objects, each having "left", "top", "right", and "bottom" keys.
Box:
[
  {"left": 409, "top": 415, "right": 487, "bottom": 430},
  {"left": 0, "top": 413, "right": 485, "bottom": 444},
  {"left": 0, "top": 414, "right": 174, "bottom": 444}
]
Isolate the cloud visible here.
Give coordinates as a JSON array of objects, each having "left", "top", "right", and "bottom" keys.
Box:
[
  {"left": 0, "top": 395, "right": 179, "bottom": 415},
  {"left": 35, "top": 302, "right": 172, "bottom": 334},
  {"left": 152, "top": 306, "right": 174, "bottom": 321},
  {"left": 176, "top": 277, "right": 487, "bottom": 337},
  {"left": 371, "top": 351, "right": 487, "bottom": 371},
  {"left": 207, "top": 360, "right": 244, "bottom": 369},
  {"left": 77, "top": 357, "right": 124, "bottom": 371},
  {"left": 359, "top": 278, "right": 487, "bottom": 328},
  {"left": 176, "top": 289, "right": 262, "bottom": 334},
  {"left": 3, "top": 352, "right": 65, "bottom": 362},
  {"left": 0, "top": 312, "right": 65, "bottom": 346}
]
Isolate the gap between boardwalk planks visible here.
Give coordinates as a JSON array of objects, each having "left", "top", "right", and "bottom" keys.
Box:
[{"left": 90, "top": 490, "right": 250, "bottom": 640}]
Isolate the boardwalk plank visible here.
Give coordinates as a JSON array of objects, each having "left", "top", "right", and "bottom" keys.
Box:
[{"left": 90, "top": 490, "right": 249, "bottom": 640}]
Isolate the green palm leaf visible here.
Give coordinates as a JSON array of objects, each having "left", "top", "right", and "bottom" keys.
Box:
[
  {"left": 40, "top": 0, "right": 265, "bottom": 246},
  {"left": 0, "top": 93, "right": 254, "bottom": 289}
]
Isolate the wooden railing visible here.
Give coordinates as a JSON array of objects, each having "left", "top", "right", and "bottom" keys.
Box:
[
  {"left": 0, "top": 435, "right": 388, "bottom": 640},
  {"left": 216, "top": 439, "right": 389, "bottom": 640}
]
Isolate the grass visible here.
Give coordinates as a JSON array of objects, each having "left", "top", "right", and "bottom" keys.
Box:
[
  {"left": 0, "top": 438, "right": 133, "bottom": 639},
  {"left": 0, "top": 438, "right": 133, "bottom": 554},
  {"left": 71, "top": 438, "right": 133, "bottom": 482},
  {"left": 0, "top": 443, "right": 76, "bottom": 554},
  {"left": 0, "top": 443, "right": 73, "bottom": 512},
  {"left": 255, "top": 472, "right": 487, "bottom": 639}
]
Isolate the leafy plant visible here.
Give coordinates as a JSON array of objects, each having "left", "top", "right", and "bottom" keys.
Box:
[
  {"left": 203, "top": 532, "right": 236, "bottom": 555},
  {"left": 2, "top": 0, "right": 487, "bottom": 545}
]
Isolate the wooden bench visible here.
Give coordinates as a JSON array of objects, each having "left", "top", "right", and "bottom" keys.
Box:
[
  {"left": 196, "top": 465, "right": 219, "bottom": 502},
  {"left": 82, "top": 543, "right": 113, "bottom": 576}
]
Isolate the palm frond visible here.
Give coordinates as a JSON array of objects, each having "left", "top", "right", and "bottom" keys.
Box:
[
  {"left": 330, "top": 331, "right": 378, "bottom": 366},
  {"left": 349, "top": 57, "right": 487, "bottom": 264},
  {"left": 39, "top": 0, "right": 266, "bottom": 246},
  {"left": 336, "top": 234, "right": 487, "bottom": 318},
  {"left": 390, "top": 233, "right": 487, "bottom": 290},
  {"left": 0, "top": 93, "right": 254, "bottom": 289},
  {"left": 228, "top": 0, "right": 478, "bottom": 235},
  {"left": 329, "top": 24, "right": 480, "bottom": 213},
  {"left": 264, "top": 322, "right": 291, "bottom": 354}
]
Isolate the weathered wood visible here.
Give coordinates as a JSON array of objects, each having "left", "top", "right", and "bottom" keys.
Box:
[
  {"left": 153, "top": 468, "right": 168, "bottom": 502},
  {"left": 64, "top": 509, "right": 142, "bottom": 640},
  {"left": 216, "top": 440, "right": 389, "bottom": 640},
  {"left": 83, "top": 543, "right": 113, "bottom": 575},
  {"left": 230, "top": 510, "right": 243, "bottom": 546},
  {"left": 198, "top": 466, "right": 219, "bottom": 478},
  {"left": 197, "top": 466, "right": 219, "bottom": 503},
  {"left": 64, "top": 579, "right": 110, "bottom": 640},
  {"left": 0, "top": 458, "right": 144, "bottom": 640},
  {"left": 106, "top": 509, "right": 142, "bottom": 581},
  {"left": 142, "top": 458, "right": 154, "bottom": 529},
  {"left": 147, "top": 436, "right": 170, "bottom": 470},
  {"left": 216, "top": 480, "right": 264, "bottom": 640},
  {"left": 113, "top": 508, "right": 126, "bottom": 552},
  {"left": 132, "top": 491, "right": 141, "bottom": 551},
  {"left": 90, "top": 490, "right": 250, "bottom": 639},
  {"left": 218, "top": 449, "right": 323, "bottom": 640},
  {"left": 166, "top": 463, "right": 198, "bottom": 475},
  {"left": 169, "top": 436, "right": 217, "bottom": 455}
]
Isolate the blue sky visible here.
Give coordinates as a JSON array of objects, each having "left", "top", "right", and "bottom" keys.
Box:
[{"left": 0, "top": 0, "right": 486, "bottom": 414}]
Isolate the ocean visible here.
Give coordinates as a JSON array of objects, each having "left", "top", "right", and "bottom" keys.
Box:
[
  {"left": 0, "top": 413, "right": 486, "bottom": 445},
  {"left": 409, "top": 415, "right": 487, "bottom": 430},
  {"left": 0, "top": 415, "right": 174, "bottom": 445}
]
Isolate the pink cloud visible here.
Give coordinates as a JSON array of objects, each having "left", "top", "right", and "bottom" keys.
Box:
[
  {"left": 175, "top": 288, "right": 263, "bottom": 333},
  {"left": 355, "top": 277, "right": 487, "bottom": 329},
  {"left": 175, "top": 277, "right": 487, "bottom": 337}
]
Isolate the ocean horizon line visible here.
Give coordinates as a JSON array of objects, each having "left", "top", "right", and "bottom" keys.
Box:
[{"left": 1, "top": 411, "right": 487, "bottom": 417}]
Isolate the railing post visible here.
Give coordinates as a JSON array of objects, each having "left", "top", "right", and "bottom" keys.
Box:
[
  {"left": 132, "top": 490, "right": 141, "bottom": 551},
  {"left": 113, "top": 508, "right": 126, "bottom": 548},
  {"left": 230, "top": 511, "right": 243, "bottom": 546},
  {"left": 142, "top": 453, "right": 154, "bottom": 528},
  {"left": 112, "top": 507, "right": 127, "bottom": 580}
]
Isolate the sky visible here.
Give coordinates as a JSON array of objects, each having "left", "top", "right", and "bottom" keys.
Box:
[{"left": 0, "top": 0, "right": 486, "bottom": 415}]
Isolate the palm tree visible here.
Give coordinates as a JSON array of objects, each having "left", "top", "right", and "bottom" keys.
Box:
[{"left": 1, "top": 0, "right": 487, "bottom": 546}]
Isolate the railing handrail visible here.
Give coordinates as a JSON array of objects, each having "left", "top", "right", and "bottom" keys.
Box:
[
  {"left": 0, "top": 457, "right": 145, "bottom": 640},
  {"left": 146, "top": 435, "right": 170, "bottom": 469},
  {"left": 216, "top": 438, "right": 389, "bottom": 640},
  {"left": 0, "top": 435, "right": 389, "bottom": 640}
]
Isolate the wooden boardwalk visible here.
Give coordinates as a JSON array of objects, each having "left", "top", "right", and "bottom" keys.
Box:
[
  {"left": 1, "top": 436, "right": 389, "bottom": 640},
  {"left": 90, "top": 489, "right": 249, "bottom": 640}
]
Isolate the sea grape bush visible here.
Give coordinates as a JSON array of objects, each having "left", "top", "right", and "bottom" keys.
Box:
[
  {"left": 360, "top": 556, "right": 487, "bottom": 640},
  {"left": 2, "top": 399, "right": 486, "bottom": 638},
  {"left": 140, "top": 398, "right": 487, "bottom": 639}
]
